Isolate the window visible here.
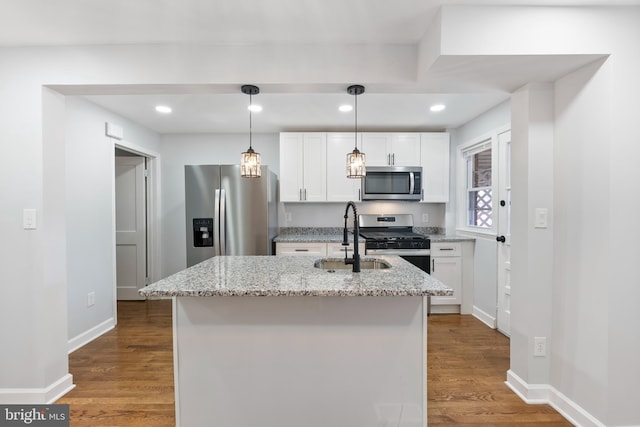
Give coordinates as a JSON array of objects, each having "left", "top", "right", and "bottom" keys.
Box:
[{"left": 464, "top": 141, "right": 492, "bottom": 229}]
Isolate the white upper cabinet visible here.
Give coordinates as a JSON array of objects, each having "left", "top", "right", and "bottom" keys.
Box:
[
  {"left": 279, "top": 133, "right": 327, "bottom": 202},
  {"left": 360, "top": 133, "right": 390, "bottom": 166},
  {"left": 279, "top": 132, "right": 450, "bottom": 204},
  {"left": 361, "top": 132, "right": 421, "bottom": 166},
  {"left": 390, "top": 133, "right": 422, "bottom": 166},
  {"left": 420, "top": 132, "right": 450, "bottom": 203},
  {"left": 326, "top": 132, "right": 362, "bottom": 202}
]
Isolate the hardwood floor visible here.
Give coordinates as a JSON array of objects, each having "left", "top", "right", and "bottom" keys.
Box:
[
  {"left": 58, "top": 300, "right": 572, "bottom": 426},
  {"left": 427, "top": 315, "right": 572, "bottom": 426},
  {"left": 58, "top": 300, "right": 175, "bottom": 426}
]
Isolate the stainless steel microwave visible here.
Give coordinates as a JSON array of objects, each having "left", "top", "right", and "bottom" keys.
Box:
[{"left": 361, "top": 166, "right": 422, "bottom": 201}]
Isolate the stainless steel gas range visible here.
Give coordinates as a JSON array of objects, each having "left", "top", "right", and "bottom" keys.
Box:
[
  {"left": 359, "top": 213, "right": 432, "bottom": 313},
  {"left": 358, "top": 214, "right": 431, "bottom": 273}
]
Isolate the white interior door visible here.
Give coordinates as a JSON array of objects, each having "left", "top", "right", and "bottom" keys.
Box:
[
  {"left": 496, "top": 130, "right": 512, "bottom": 336},
  {"left": 115, "top": 156, "right": 146, "bottom": 300}
]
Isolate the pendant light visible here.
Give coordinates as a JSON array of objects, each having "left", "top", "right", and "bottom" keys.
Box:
[
  {"left": 346, "top": 84, "right": 366, "bottom": 178},
  {"left": 240, "top": 84, "right": 261, "bottom": 178}
]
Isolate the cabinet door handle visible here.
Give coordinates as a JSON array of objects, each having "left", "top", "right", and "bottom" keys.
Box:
[
  {"left": 304, "top": 188, "right": 307, "bottom": 200},
  {"left": 358, "top": 188, "right": 361, "bottom": 201},
  {"left": 387, "top": 153, "right": 391, "bottom": 165},
  {"left": 392, "top": 153, "right": 395, "bottom": 165},
  {"left": 299, "top": 189, "right": 302, "bottom": 201},
  {"left": 432, "top": 259, "right": 435, "bottom": 272}
]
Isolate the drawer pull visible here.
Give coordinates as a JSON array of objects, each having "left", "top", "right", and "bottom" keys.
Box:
[
  {"left": 294, "top": 249, "right": 309, "bottom": 252},
  {"left": 439, "top": 248, "right": 455, "bottom": 251}
]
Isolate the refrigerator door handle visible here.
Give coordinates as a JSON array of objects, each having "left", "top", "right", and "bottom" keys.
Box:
[
  {"left": 214, "top": 189, "right": 221, "bottom": 256},
  {"left": 220, "top": 189, "right": 227, "bottom": 256}
]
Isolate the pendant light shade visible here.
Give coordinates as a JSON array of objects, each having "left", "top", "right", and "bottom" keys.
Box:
[
  {"left": 346, "top": 84, "right": 366, "bottom": 179},
  {"left": 240, "top": 84, "right": 261, "bottom": 178}
]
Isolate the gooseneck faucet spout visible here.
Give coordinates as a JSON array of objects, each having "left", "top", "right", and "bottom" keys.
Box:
[{"left": 342, "top": 201, "right": 361, "bottom": 273}]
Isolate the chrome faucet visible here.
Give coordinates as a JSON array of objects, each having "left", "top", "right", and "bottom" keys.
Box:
[{"left": 342, "top": 201, "right": 361, "bottom": 272}]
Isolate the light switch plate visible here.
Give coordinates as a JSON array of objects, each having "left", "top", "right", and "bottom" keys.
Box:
[
  {"left": 23, "top": 209, "right": 37, "bottom": 230},
  {"left": 535, "top": 208, "right": 548, "bottom": 228}
]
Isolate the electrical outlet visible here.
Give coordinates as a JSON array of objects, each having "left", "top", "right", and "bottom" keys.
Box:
[
  {"left": 87, "top": 292, "right": 96, "bottom": 307},
  {"left": 286, "top": 212, "right": 292, "bottom": 222},
  {"left": 534, "top": 336, "right": 546, "bottom": 357},
  {"left": 422, "top": 213, "right": 429, "bottom": 223}
]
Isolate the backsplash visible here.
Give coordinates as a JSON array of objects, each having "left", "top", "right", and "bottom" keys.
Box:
[
  {"left": 278, "top": 226, "right": 445, "bottom": 236},
  {"left": 279, "top": 201, "right": 446, "bottom": 229}
]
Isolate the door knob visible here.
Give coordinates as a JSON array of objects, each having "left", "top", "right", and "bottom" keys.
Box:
[{"left": 496, "top": 235, "right": 506, "bottom": 243}]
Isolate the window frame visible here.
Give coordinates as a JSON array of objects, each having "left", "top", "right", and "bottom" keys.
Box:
[{"left": 456, "top": 131, "right": 500, "bottom": 236}]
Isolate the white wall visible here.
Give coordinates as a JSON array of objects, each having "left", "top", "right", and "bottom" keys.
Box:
[
  {"left": 65, "top": 97, "right": 160, "bottom": 347},
  {"left": 448, "top": 100, "right": 510, "bottom": 325},
  {"left": 159, "top": 133, "right": 279, "bottom": 276},
  {"left": 552, "top": 11, "right": 640, "bottom": 423},
  {"left": 441, "top": 7, "right": 639, "bottom": 425},
  {"left": 447, "top": 100, "right": 510, "bottom": 232}
]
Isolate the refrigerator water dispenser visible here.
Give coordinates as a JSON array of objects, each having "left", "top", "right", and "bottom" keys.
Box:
[{"left": 193, "top": 218, "right": 214, "bottom": 247}]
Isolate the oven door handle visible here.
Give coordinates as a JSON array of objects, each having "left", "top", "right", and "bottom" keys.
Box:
[{"left": 366, "top": 249, "right": 431, "bottom": 256}]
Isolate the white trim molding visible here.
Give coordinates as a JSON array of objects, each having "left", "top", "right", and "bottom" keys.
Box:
[
  {"left": 472, "top": 305, "right": 497, "bottom": 329},
  {"left": 0, "top": 374, "right": 75, "bottom": 404},
  {"left": 68, "top": 317, "right": 115, "bottom": 354},
  {"left": 506, "top": 370, "right": 606, "bottom": 427}
]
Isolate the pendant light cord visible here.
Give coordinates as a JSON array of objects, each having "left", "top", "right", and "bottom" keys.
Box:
[
  {"left": 249, "top": 93, "right": 253, "bottom": 149},
  {"left": 354, "top": 92, "right": 358, "bottom": 150}
]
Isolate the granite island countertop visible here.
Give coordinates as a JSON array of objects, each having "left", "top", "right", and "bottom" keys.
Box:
[{"left": 139, "top": 255, "right": 452, "bottom": 297}]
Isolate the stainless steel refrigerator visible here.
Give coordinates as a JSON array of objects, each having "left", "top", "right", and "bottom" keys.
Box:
[{"left": 185, "top": 165, "right": 278, "bottom": 267}]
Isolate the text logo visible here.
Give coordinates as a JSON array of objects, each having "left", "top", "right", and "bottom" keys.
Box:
[{"left": 0, "top": 405, "right": 69, "bottom": 426}]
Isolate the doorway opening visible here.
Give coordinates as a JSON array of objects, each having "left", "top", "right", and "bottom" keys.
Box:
[{"left": 113, "top": 144, "right": 160, "bottom": 308}]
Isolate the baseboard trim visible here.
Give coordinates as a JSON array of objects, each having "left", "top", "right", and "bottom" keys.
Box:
[
  {"left": 68, "top": 317, "right": 115, "bottom": 354},
  {"left": 472, "top": 306, "right": 497, "bottom": 329},
  {"left": 506, "top": 370, "right": 605, "bottom": 427},
  {"left": 0, "top": 374, "right": 75, "bottom": 404},
  {"left": 429, "top": 305, "right": 460, "bottom": 314}
]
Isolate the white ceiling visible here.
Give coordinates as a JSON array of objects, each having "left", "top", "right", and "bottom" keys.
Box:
[{"left": 2, "top": 0, "right": 636, "bottom": 133}]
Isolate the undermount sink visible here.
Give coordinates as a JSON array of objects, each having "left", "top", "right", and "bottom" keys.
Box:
[{"left": 313, "top": 258, "right": 391, "bottom": 270}]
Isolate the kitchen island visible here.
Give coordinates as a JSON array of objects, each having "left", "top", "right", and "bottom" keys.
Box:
[{"left": 141, "top": 255, "right": 451, "bottom": 427}]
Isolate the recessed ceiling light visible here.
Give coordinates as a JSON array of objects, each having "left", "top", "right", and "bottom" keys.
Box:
[
  {"left": 155, "top": 105, "right": 172, "bottom": 114},
  {"left": 430, "top": 104, "right": 446, "bottom": 112},
  {"left": 248, "top": 104, "right": 263, "bottom": 112},
  {"left": 339, "top": 104, "right": 353, "bottom": 112}
]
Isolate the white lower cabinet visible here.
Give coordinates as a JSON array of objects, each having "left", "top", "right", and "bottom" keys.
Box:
[
  {"left": 430, "top": 242, "right": 462, "bottom": 310},
  {"left": 326, "top": 242, "right": 366, "bottom": 257},
  {"left": 275, "top": 242, "right": 327, "bottom": 256},
  {"left": 276, "top": 242, "right": 365, "bottom": 257}
]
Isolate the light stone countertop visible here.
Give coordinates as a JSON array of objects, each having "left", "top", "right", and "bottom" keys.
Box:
[
  {"left": 273, "top": 227, "right": 365, "bottom": 243},
  {"left": 139, "top": 255, "right": 452, "bottom": 297},
  {"left": 428, "top": 234, "right": 475, "bottom": 243},
  {"left": 273, "top": 228, "right": 474, "bottom": 243}
]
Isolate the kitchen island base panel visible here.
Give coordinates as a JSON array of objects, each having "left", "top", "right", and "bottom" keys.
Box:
[{"left": 174, "top": 296, "right": 427, "bottom": 427}]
